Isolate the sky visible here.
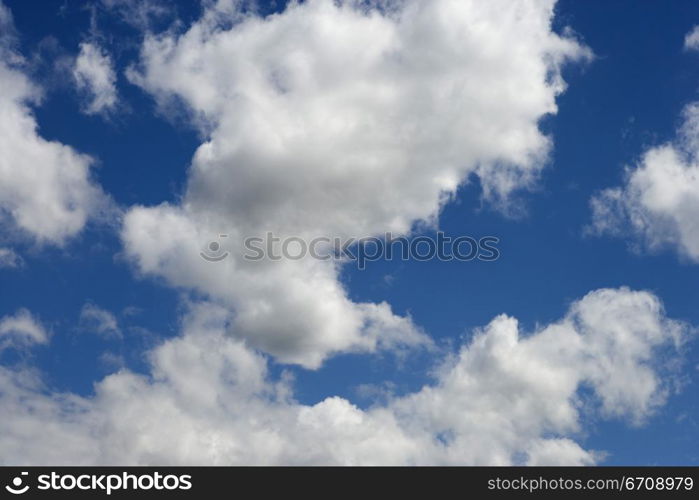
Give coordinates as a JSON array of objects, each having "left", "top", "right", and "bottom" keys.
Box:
[{"left": 0, "top": 0, "right": 698, "bottom": 465}]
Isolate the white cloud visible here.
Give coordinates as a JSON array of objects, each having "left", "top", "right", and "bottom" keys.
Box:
[
  {"left": 122, "top": 0, "right": 590, "bottom": 366},
  {"left": 0, "top": 309, "right": 48, "bottom": 351},
  {"left": 0, "top": 247, "right": 22, "bottom": 268},
  {"left": 592, "top": 27, "right": 699, "bottom": 259},
  {"left": 0, "top": 288, "right": 689, "bottom": 465},
  {"left": 0, "top": 2, "right": 15, "bottom": 50},
  {"left": 100, "top": 0, "right": 173, "bottom": 31},
  {"left": 78, "top": 303, "right": 122, "bottom": 340},
  {"left": 73, "top": 42, "right": 118, "bottom": 115},
  {"left": 590, "top": 103, "right": 699, "bottom": 261},
  {"left": 0, "top": 3, "right": 108, "bottom": 245},
  {"left": 122, "top": 205, "right": 431, "bottom": 367},
  {"left": 685, "top": 25, "right": 699, "bottom": 51}
]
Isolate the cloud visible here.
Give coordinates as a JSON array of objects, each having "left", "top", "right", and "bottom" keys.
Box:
[
  {"left": 121, "top": 0, "right": 590, "bottom": 366},
  {"left": 100, "top": 0, "right": 175, "bottom": 32},
  {"left": 0, "top": 309, "right": 48, "bottom": 351},
  {"left": 0, "top": 288, "right": 689, "bottom": 465},
  {"left": 589, "top": 103, "right": 699, "bottom": 261},
  {"left": 73, "top": 42, "right": 118, "bottom": 115},
  {"left": 0, "top": 3, "right": 108, "bottom": 245},
  {"left": 685, "top": 25, "right": 699, "bottom": 51},
  {"left": 590, "top": 27, "right": 699, "bottom": 260},
  {"left": 0, "top": 247, "right": 22, "bottom": 268},
  {"left": 78, "top": 303, "right": 122, "bottom": 340}
]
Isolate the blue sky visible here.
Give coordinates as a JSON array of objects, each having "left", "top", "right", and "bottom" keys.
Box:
[{"left": 1, "top": 0, "right": 699, "bottom": 465}]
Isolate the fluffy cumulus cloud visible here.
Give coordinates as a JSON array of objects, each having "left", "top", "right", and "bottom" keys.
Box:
[
  {"left": 0, "top": 3, "right": 107, "bottom": 245},
  {"left": 121, "top": 0, "right": 590, "bottom": 366},
  {"left": 73, "top": 42, "right": 118, "bottom": 115},
  {"left": 0, "top": 309, "right": 48, "bottom": 351},
  {"left": 0, "top": 288, "right": 689, "bottom": 465},
  {"left": 590, "top": 102, "right": 699, "bottom": 261}
]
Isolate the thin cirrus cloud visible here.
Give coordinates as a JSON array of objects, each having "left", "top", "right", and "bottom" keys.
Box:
[
  {"left": 99, "top": 0, "right": 174, "bottom": 31},
  {"left": 0, "top": 288, "right": 689, "bottom": 465},
  {"left": 0, "top": 3, "right": 108, "bottom": 246},
  {"left": 121, "top": 0, "right": 591, "bottom": 367}
]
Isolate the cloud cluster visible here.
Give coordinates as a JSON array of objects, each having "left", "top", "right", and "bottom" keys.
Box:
[
  {"left": 73, "top": 42, "right": 118, "bottom": 115},
  {"left": 0, "top": 288, "right": 688, "bottom": 465},
  {"left": 0, "top": 0, "right": 690, "bottom": 467},
  {"left": 0, "top": 3, "right": 107, "bottom": 245},
  {"left": 122, "top": 0, "right": 590, "bottom": 366}
]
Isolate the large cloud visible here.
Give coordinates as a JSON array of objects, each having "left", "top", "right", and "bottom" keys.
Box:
[
  {"left": 122, "top": 0, "right": 590, "bottom": 366},
  {"left": 0, "top": 2, "right": 107, "bottom": 245},
  {"left": 0, "top": 288, "right": 688, "bottom": 465}
]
